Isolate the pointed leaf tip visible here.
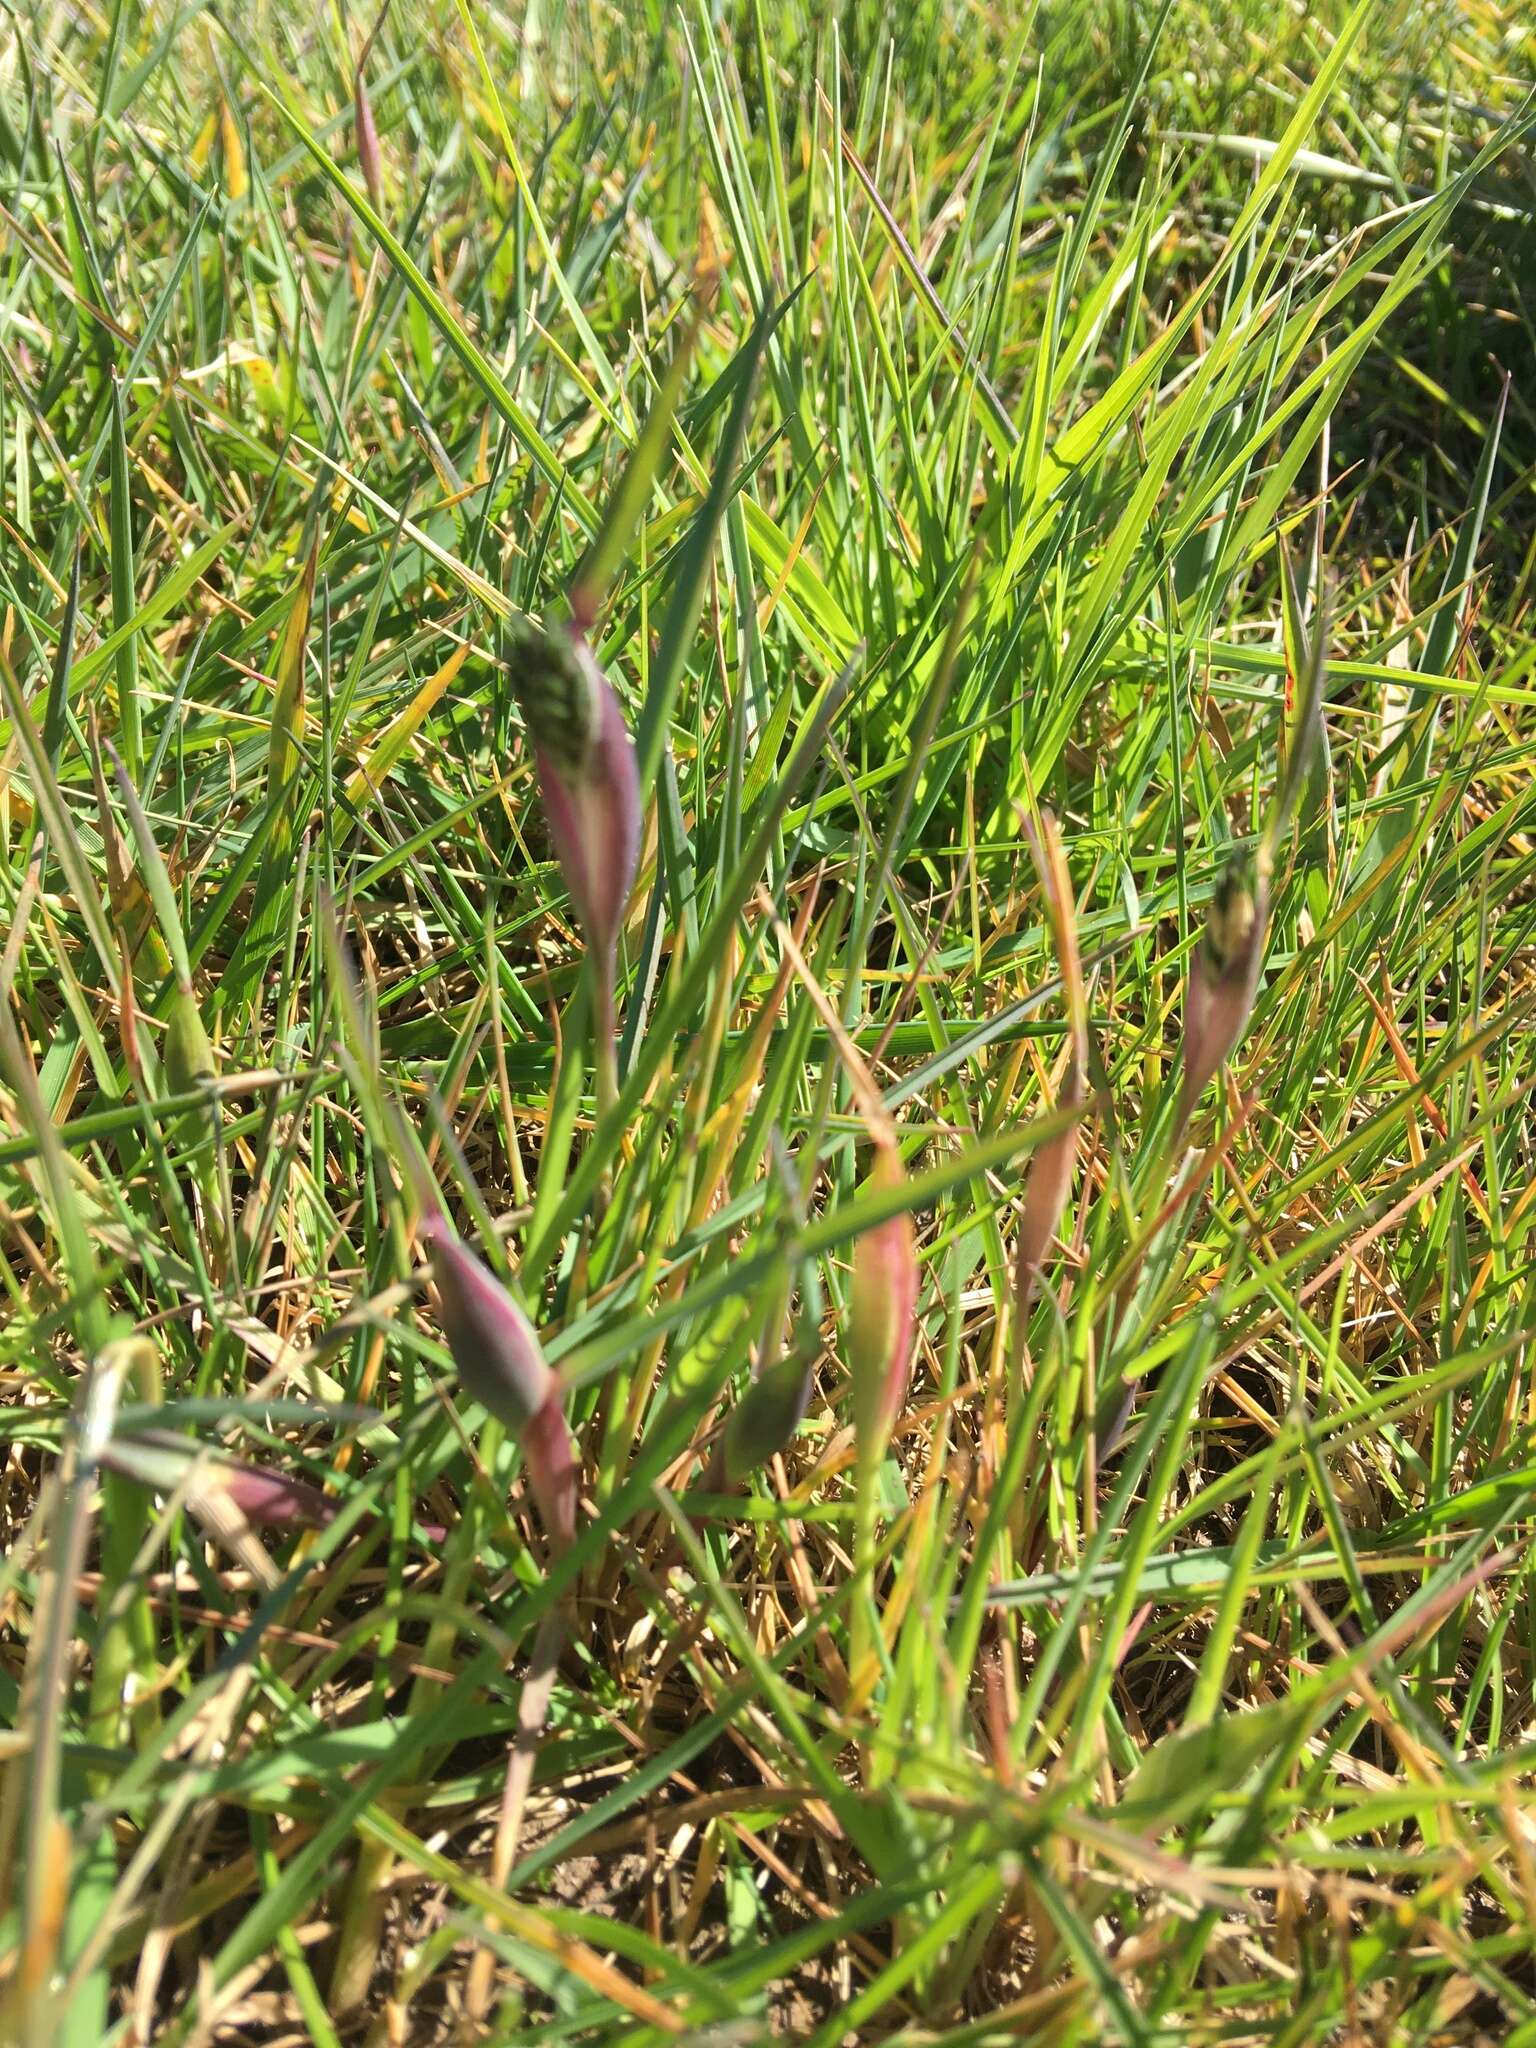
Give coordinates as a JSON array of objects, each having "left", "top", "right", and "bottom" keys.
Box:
[{"left": 354, "top": 71, "right": 382, "bottom": 209}]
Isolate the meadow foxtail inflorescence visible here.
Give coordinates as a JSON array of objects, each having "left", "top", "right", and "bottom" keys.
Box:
[
  {"left": 419, "top": 1213, "right": 578, "bottom": 1550},
  {"left": 506, "top": 618, "right": 641, "bottom": 1091}
]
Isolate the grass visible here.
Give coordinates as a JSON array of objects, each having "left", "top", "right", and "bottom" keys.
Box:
[{"left": 2, "top": 0, "right": 1536, "bottom": 2039}]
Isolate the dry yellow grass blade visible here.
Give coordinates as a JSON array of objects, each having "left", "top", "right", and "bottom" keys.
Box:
[{"left": 344, "top": 641, "right": 471, "bottom": 812}]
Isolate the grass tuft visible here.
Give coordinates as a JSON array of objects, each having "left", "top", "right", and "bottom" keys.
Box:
[{"left": 2, "top": 1, "right": 1536, "bottom": 2041}]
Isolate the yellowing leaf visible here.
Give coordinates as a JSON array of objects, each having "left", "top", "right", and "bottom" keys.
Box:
[
  {"left": 268, "top": 544, "right": 315, "bottom": 795},
  {"left": 190, "top": 110, "right": 218, "bottom": 174},
  {"left": 345, "top": 642, "right": 469, "bottom": 810},
  {"left": 220, "top": 98, "right": 248, "bottom": 200}
]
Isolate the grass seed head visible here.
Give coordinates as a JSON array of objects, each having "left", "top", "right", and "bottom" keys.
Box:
[
  {"left": 99, "top": 1428, "right": 337, "bottom": 1531},
  {"left": 420, "top": 1214, "right": 554, "bottom": 1431},
  {"left": 1179, "top": 853, "right": 1270, "bottom": 1126},
  {"left": 507, "top": 619, "right": 641, "bottom": 978},
  {"left": 420, "top": 1215, "right": 577, "bottom": 1547}
]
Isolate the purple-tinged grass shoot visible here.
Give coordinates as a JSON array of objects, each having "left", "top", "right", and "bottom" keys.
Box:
[
  {"left": 1174, "top": 560, "right": 1329, "bottom": 1138},
  {"left": 1177, "top": 855, "right": 1270, "bottom": 1134},
  {"left": 99, "top": 1428, "right": 340, "bottom": 1534},
  {"left": 848, "top": 1143, "right": 919, "bottom": 1474},
  {"left": 506, "top": 619, "right": 640, "bottom": 1110},
  {"left": 846, "top": 1139, "right": 919, "bottom": 1712},
  {"left": 418, "top": 1214, "right": 578, "bottom": 1553}
]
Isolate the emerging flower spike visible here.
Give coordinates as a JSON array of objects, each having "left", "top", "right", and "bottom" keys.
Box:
[
  {"left": 99, "top": 1429, "right": 338, "bottom": 1531},
  {"left": 508, "top": 620, "right": 641, "bottom": 993},
  {"left": 420, "top": 1213, "right": 578, "bottom": 1549},
  {"left": 101, "top": 1429, "right": 447, "bottom": 1547},
  {"left": 847, "top": 1145, "right": 919, "bottom": 1467},
  {"left": 1178, "top": 854, "right": 1270, "bottom": 1130},
  {"left": 420, "top": 1214, "right": 554, "bottom": 1429}
]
